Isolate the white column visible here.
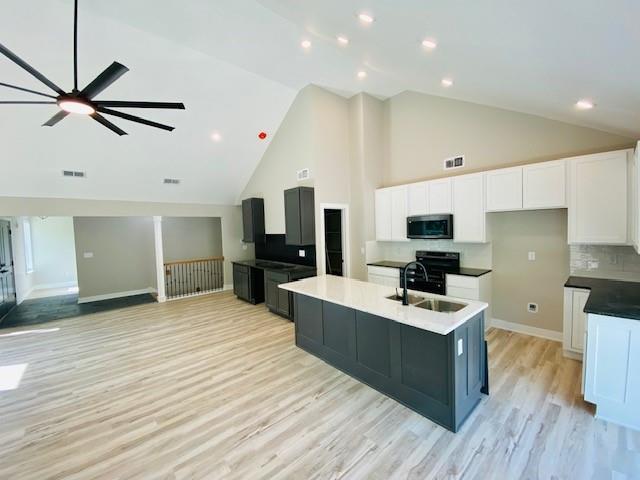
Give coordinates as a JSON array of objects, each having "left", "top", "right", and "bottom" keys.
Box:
[{"left": 153, "top": 216, "right": 166, "bottom": 302}]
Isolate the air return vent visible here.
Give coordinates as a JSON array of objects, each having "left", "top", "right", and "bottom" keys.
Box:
[
  {"left": 163, "top": 178, "right": 181, "bottom": 185},
  {"left": 444, "top": 155, "right": 465, "bottom": 171},
  {"left": 62, "top": 170, "right": 86, "bottom": 178}
]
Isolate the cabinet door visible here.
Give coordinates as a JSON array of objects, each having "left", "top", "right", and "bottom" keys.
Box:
[
  {"left": 264, "top": 276, "right": 279, "bottom": 310},
  {"left": 375, "top": 189, "right": 392, "bottom": 241},
  {"left": 568, "top": 151, "right": 628, "bottom": 244},
  {"left": 355, "top": 311, "right": 391, "bottom": 377},
  {"left": 242, "top": 199, "right": 253, "bottom": 242},
  {"left": 285, "top": 188, "right": 301, "bottom": 245},
  {"left": 277, "top": 287, "right": 291, "bottom": 317},
  {"left": 296, "top": 294, "right": 323, "bottom": 343},
  {"left": 453, "top": 173, "right": 486, "bottom": 243},
  {"left": 299, "top": 188, "right": 316, "bottom": 245},
  {"left": 571, "top": 290, "right": 589, "bottom": 351},
  {"left": 407, "top": 182, "right": 428, "bottom": 216},
  {"left": 428, "top": 178, "right": 453, "bottom": 214},
  {"left": 391, "top": 186, "right": 408, "bottom": 241},
  {"left": 486, "top": 167, "right": 523, "bottom": 212},
  {"left": 523, "top": 159, "right": 566, "bottom": 209},
  {"left": 233, "top": 265, "right": 250, "bottom": 300}
]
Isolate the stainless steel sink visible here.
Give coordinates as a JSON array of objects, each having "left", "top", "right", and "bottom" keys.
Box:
[
  {"left": 385, "top": 293, "right": 425, "bottom": 305},
  {"left": 414, "top": 298, "right": 466, "bottom": 313}
]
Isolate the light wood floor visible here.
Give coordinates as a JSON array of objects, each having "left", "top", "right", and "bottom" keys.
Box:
[{"left": 1, "top": 291, "right": 638, "bottom": 480}]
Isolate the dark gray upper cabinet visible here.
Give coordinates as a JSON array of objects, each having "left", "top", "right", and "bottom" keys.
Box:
[
  {"left": 242, "top": 198, "right": 265, "bottom": 243},
  {"left": 285, "top": 187, "right": 315, "bottom": 245}
]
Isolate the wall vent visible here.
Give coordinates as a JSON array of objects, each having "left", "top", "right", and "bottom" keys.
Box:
[
  {"left": 444, "top": 155, "right": 465, "bottom": 170},
  {"left": 163, "top": 178, "right": 181, "bottom": 185},
  {"left": 297, "top": 168, "right": 311, "bottom": 181},
  {"left": 62, "top": 170, "right": 86, "bottom": 178}
]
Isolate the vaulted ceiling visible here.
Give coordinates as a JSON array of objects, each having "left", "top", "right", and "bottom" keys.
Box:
[{"left": 1, "top": 0, "right": 637, "bottom": 205}]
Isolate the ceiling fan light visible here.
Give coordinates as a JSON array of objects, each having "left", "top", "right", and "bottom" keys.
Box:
[{"left": 58, "top": 99, "right": 95, "bottom": 115}]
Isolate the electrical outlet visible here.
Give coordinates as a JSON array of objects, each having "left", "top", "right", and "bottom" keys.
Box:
[
  {"left": 299, "top": 250, "right": 306, "bottom": 257},
  {"left": 528, "top": 251, "right": 536, "bottom": 261},
  {"left": 83, "top": 252, "right": 93, "bottom": 259},
  {"left": 242, "top": 244, "right": 247, "bottom": 250},
  {"left": 587, "top": 261, "right": 599, "bottom": 269},
  {"left": 457, "top": 338, "right": 464, "bottom": 356},
  {"left": 527, "top": 302, "right": 538, "bottom": 313}
]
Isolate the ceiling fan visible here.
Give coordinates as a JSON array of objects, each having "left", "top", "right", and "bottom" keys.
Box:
[{"left": 0, "top": 0, "right": 185, "bottom": 135}]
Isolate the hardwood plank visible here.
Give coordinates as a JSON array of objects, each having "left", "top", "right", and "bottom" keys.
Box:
[{"left": 0, "top": 292, "right": 637, "bottom": 479}]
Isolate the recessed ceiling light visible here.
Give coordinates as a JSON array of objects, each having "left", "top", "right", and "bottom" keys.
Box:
[
  {"left": 337, "top": 35, "right": 349, "bottom": 45},
  {"left": 576, "top": 99, "right": 595, "bottom": 110},
  {"left": 211, "top": 131, "right": 222, "bottom": 142},
  {"left": 358, "top": 13, "right": 374, "bottom": 24},
  {"left": 422, "top": 39, "right": 437, "bottom": 50},
  {"left": 357, "top": 70, "right": 367, "bottom": 79},
  {"left": 301, "top": 39, "right": 312, "bottom": 49},
  {"left": 441, "top": 78, "right": 453, "bottom": 87}
]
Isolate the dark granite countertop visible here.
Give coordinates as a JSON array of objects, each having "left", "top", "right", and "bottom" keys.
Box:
[
  {"left": 367, "top": 261, "right": 491, "bottom": 277},
  {"left": 233, "top": 259, "right": 316, "bottom": 274},
  {"left": 565, "top": 276, "right": 640, "bottom": 321}
]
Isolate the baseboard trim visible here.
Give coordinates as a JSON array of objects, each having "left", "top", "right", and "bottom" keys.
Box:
[
  {"left": 166, "top": 288, "right": 225, "bottom": 302},
  {"left": 489, "top": 318, "right": 563, "bottom": 342},
  {"left": 563, "top": 350, "right": 583, "bottom": 361},
  {"left": 32, "top": 281, "right": 78, "bottom": 291},
  {"left": 223, "top": 284, "right": 233, "bottom": 291},
  {"left": 78, "top": 288, "right": 155, "bottom": 304}
]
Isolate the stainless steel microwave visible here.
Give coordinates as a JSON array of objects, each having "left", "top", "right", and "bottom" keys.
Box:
[{"left": 406, "top": 214, "right": 454, "bottom": 239}]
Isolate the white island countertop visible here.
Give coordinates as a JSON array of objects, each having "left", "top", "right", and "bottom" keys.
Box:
[{"left": 279, "top": 275, "right": 488, "bottom": 335}]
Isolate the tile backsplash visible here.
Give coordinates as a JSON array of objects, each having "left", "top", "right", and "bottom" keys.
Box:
[{"left": 570, "top": 245, "right": 640, "bottom": 281}]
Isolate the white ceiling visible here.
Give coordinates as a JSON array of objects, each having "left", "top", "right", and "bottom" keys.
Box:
[{"left": 1, "top": 0, "right": 638, "bottom": 205}]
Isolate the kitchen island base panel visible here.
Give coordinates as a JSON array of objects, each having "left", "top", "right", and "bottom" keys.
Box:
[{"left": 294, "top": 293, "right": 487, "bottom": 432}]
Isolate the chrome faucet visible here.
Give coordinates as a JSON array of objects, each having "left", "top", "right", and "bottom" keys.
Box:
[{"left": 402, "top": 261, "right": 428, "bottom": 305}]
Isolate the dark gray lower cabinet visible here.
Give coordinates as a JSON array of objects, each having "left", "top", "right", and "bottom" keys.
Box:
[
  {"left": 265, "top": 269, "right": 316, "bottom": 319},
  {"left": 293, "top": 293, "right": 487, "bottom": 432},
  {"left": 232, "top": 263, "right": 264, "bottom": 304}
]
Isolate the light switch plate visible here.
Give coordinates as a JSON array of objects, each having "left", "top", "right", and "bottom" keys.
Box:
[
  {"left": 457, "top": 338, "right": 464, "bottom": 356},
  {"left": 528, "top": 251, "right": 536, "bottom": 261},
  {"left": 83, "top": 252, "right": 93, "bottom": 259}
]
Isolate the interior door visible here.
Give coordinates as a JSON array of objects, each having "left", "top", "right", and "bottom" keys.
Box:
[{"left": 0, "top": 220, "right": 17, "bottom": 320}]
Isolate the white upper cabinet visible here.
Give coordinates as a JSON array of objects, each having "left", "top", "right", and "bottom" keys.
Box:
[
  {"left": 632, "top": 143, "right": 640, "bottom": 254},
  {"left": 407, "top": 182, "right": 428, "bottom": 216},
  {"left": 452, "top": 173, "right": 487, "bottom": 243},
  {"left": 522, "top": 159, "right": 567, "bottom": 209},
  {"left": 375, "top": 188, "right": 392, "bottom": 241},
  {"left": 390, "top": 185, "right": 409, "bottom": 241},
  {"left": 375, "top": 186, "right": 408, "bottom": 241},
  {"left": 486, "top": 167, "right": 523, "bottom": 212},
  {"left": 427, "top": 178, "right": 453, "bottom": 214},
  {"left": 568, "top": 150, "right": 628, "bottom": 245}
]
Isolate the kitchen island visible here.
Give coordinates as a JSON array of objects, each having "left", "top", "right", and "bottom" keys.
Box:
[{"left": 279, "top": 275, "right": 489, "bottom": 432}]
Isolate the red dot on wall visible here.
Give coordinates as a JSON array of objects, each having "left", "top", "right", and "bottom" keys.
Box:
[{"left": 258, "top": 131, "right": 267, "bottom": 140}]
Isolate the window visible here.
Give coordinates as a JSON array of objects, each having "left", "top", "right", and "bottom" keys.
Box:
[{"left": 23, "top": 219, "right": 33, "bottom": 274}]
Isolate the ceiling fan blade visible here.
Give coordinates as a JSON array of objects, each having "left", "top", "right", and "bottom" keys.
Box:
[
  {"left": 97, "top": 107, "right": 175, "bottom": 131},
  {"left": 0, "top": 101, "right": 56, "bottom": 104},
  {"left": 80, "top": 62, "right": 129, "bottom": 99},
  {"left": 0, "top": 42, "right": 65, "bottom": 95},
  {"left": 0, "top": 82, "right": 57, "bottom": 99},
  {"left": 95, "top": 101, "right": 185, "bottom": 110},
  {"left": 43, "top": 111, "right": 69, "bottom": 127},
  {"left": 92, "top": 112, "right": 127, "bottom": 136}
]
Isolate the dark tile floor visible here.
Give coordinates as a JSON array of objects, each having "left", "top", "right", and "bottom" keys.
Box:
[{"left": 0, "top": 293, "right": 156, "bottom": 329}]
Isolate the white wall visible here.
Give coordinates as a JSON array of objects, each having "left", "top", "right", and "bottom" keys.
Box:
[
  {"left": 73, "top": 217, "right": 157, "bottom": 301},
  {"left": 29, "top": 217, "right": 78, "bottom": 289},
  {"left": 162, "top": 217, "right": 223, "bottom": 262},
  {"left": 0, "top": 197, "right": 253, "bottom": 287}
]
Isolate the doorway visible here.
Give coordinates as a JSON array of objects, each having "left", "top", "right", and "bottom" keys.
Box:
[
  {"left": 0, "top": 220, "right": 17, "bottom": 320},
  {"left": 324, "top": 209, "right": 343, "bottom": 276},
  {"left": 319, "top": 204, "right": 350, "bottom": 278}
]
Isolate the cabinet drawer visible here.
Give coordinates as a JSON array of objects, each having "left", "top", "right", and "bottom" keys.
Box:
[
  {"left": 446, "top": 286, "right": 480, "bottom": 300},
  {"left": 446, "top": 274, "right": 479, "bottom": 289},
  {"left": 367, "top": 266, "right": 400, "bottom": 278}
]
